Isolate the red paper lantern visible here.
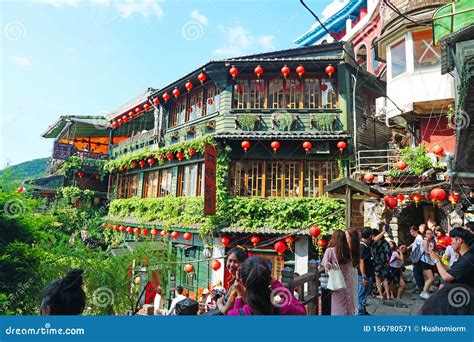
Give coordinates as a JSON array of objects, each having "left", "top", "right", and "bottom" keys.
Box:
[
  {"left": 296, "top": 65, "right": 305, "bottom": 77},
  {"left": 139, "top": 160, "right": 146, "bottom": 168},
  {"left": 384, "top": 196, "right": 397, "bottom": 209},
  {"left": 302, "top": 141, "right": 312, "bottom": 152},
  {"left": 309, "top": 226, "right": 321, "bottom": 238},
  {"left": 119, "top": 225, "right": 126, "bottom": 232},
  {"left": 153, "top": 97, "right": 160, "bottom": 106},
  {"left": 250, "top": 235, "right": 261, "bottom": 246},
  {"left": 122, "top": 115, "right": 129, "bottom": 123},
  {"left": 144, "top": 103, "right": 151, "bottom": 111},
  {"left": 448, "top": 193, "right": 459, "bottom": 205},
  {"left": 17, "top": 187, "right": 24, "bottom": 193},
  {"left": 128, "top": 111, "right": 134, "bottom": 118},
  {"left": 131, "top": 161, "right": 138, "bottom": 168},
  {"left": 183, "top": 232, "right": 192, "bottom": 241},
  {"left": 431, "top": 188, "right": 446, "bottom": 201},
  {"left": 229, "top": 65, "right": 239, "bottom": 79},
  {"left": 114, "top": 225, "right": 120, "bottom": 231},
  {"left": 117, "top": 118, "right": 122, "bottom": 125},
  {"left": 325, "top": 64, "right": 335, "bottom": 77},
  {"left": 147, "top": 157, "right": 155, "bottom": 166},
  {"left": 411, "top": 194, "right": 422, "bottom": 207},
  {"left": 274, "top": 241, "right": 287, "bottom": 254},
  {"left": 281, "top": 65, "right": 290, "bottom": 78},
  {"left": 162, "top": 92, "right": 171, "bottom": 102},
  {"left": 171, "top": 231, "right": 179, "bottom": 239},
  {"left": 160, "top": 230, "right": 168, "bottom": 237},
  {"left": 176, "top": 152, "right": 185, "bottom": 161},
  {"left": 241, "top": 140, "right": 251, "bottom": 152},
  {"left": 166, "top": 153, "right": 174, "bottom": 161},
  {"left": 133, "top": 227, "right": 141, "bottom": 235},
  {"left": 318, "top": 239, "right": 327, "bottom": 248},
  {"left": 211, "top": 260, "right": 221, "bottom": 271},
  {"left": 198, "top": 72, "right": 207, "bottom": 84},
  {"left": 320, "top": 84, "right": 328, "bottom": 91},
  {"left": 184, "top": 264, "right": 194, "bottom": 273},
  {"left": 254, "top": 65, "right": 264, "bottom": 79},
  {"left": 126, "top": 226, "right": 133, "bottom": 234},
  {"left": 337, "top": 141, "right": 347, "bottom": 152},
  {"left": 135, "top": 107, "right": 142, "bottom": 114},
  {"left": 220, "top": 236, "right": 230, "bottom": 246},
  {"left": 151, "top": 228, "right": 159, "bottom": 236},
  {"left": 77, "top": 171, "right": 85, "bottom": 178},
  {"left": 363, "top": 173, "right": 375, "bottom": 183},
  {"left": 142, "top": 228, "right": 149, "bottom": 237},
  {"left": 172, "top": 87, "right": 181, "bottom": 98},
  {"left": 111, "top": 120, "right": 117, "bottom": 128},
  {"left": 185, "top": 81, "right": 194, "bottom": 92},
  {"left": 271, "top": 141, "right": 280, "bottom": 153},
  {"left": 188, "top": 148, "right": 196, "bottom": 156},
  {"left": 396, "top": 194, "right": 405, "bottom": 202},
  {"left": 396, "top": 160, "right": 407, "bottom": 171},
  {"left": 432, "top": 144, "right": 444, "bottom": 156},
  {"left": 284, "top": 236, "right": 295, "bottom": 245}
]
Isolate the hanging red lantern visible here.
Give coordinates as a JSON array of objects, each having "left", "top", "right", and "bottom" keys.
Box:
[
  {"left": 139, "top": 160, "right": 146, "bottom": 168},
  {"left": 144, "top": 103, "right": 151, "bottom": 111},
  {"left": 396, "top": 160, "right": 407, "bottom": 171},
  {"left": 271, "top": 141, "right": 280, "bottom": 153},
  {"left": 384, "top": 196, "right": 397, "bottom": 209},
  {"left": 142, "top": 228, "right": 149, "bottom": 237},
  {"left": 17, "top": 187, "right": 24, "bottom": 193},
  {"left": 148, "top": 157, "right": 155, "bottom": 166},
  {"left": 163, "top": 92, "right": 171, "bottom": 102},
  {"left": 257, "top": 84, "right": 265, "bottom": 92},
  {"left": 241, "top": 140, "right": 251, "bottom": 152},
  {"left": 309, "top": 226, "right": 321, "bottom": 238},
  {"left": 320, "top": 84, "right": 328, "bottom": 91},
  {"left": 153, "top": 97, "right": 160, "bottom": 106},
  {"left": 160, "top": 230, "right": 168, "bottom": 237},
  {"left": 431, "top": 188, "right": 446, "bottom": 201},
  {"left": 128, "top": 111, "right": 134, "bottom": 118},
  {"left": 254, "top": 65, "right": 264, "bottom": 79},
  {"left": 77, "top": 171, "right": 85, "bottom": 178},
  {"left": 281, "top": 65, "right": 290, "bottom": 78},
  {"left": 187, "top": 148, "right": 196, "bottom": 156},
  {"left": 363, "top": 173, "right": 375, "bottom": 183},
  {"left": 135, "top": 107, "right": 142, "bottom": 114},
  {"left": 151, "top": 228, "right": 159, "bottom": 236},
  {"left": 131, "top": 161, "right": 138, "bottom": 168},
  {"left": 172, "top": 87, "right": 181, "bottom": 98},
  {"left": 198, "top": 72, "right": 207, "bottom": 84},
  {"left": 325, "top": 64, "right": 335, "bottom": 77},
  {"left": 432, "top": 144, "right": 444, "bottom": 156},
  {"left": 211, "top": 260, "right": 221, "bottom": 271},
  {"left": 118, "top": 225, "right": 125, "bottom": 233},
  {"left": 111, "top": 120, "right": 117, "bottom": 128},
  {"left": 166, "top": 153, "right": 174, "bottom": 161},
  {"left": 184, "top": 264, "right": 194, "bottom": 273},
  {"left": 133, "top": 227, "right": 141, "bottom": 235},
  {"left": 284, "top": 236, "right": 295, "bottom": 245},
  {"left": 95, "top": 174, "right": 100, "bottom": 180},
  {"left": 337, "top": 141, "right": 347, "bottom": 152},
  {"left": 274, "top": 241, "right": 287, "bottom": 255},
  {"left": 117, "top": 118, "right": 122, "bottom": 125},
  {"left": 126, "top": 226, "right": 133, "bottom": 234},
  {"left": 229, "top": 65, "right": 239, "bottom": 79},
  {"left": 176, "top": 152, "right": 185, "bottom": 161},
  {"left": 296, "top": 65, "right": 305, "bottom": 78},
  {"left": 302, "top": 141, "right": 312, "bottom": 153},
  {"left": 114, "top": 225, "right": 120, "bottom": 231},
  {"left": 220, "top": 236, "right": 230, "bottom": 246},
  {"left": 185, "top": 81, "right": 194, "bottom": 92},
  {"left": 250, "top": 235, "right": 261, "bottom": 246},
  {"left": 396, "top": 194, "right": 405, "bottom": 203},
  {"left": 122, "top": 115, "right": 129, "bottom": 122},
  {"left": 171, "top": 231, "right": 179, "bottom": 239},
  {"left": 411, "top": 194, "right": 422, "bottom": 207},
  {"left": 183, "top": 232, "right": 192, "bottom": 241},
  {"left": 318, "top": 239, "right": 327, "bottom": 248}
]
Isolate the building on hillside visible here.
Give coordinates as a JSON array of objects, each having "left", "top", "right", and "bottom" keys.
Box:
[{"left": 101, "top": 43, "right": 388, "bottom": 301}]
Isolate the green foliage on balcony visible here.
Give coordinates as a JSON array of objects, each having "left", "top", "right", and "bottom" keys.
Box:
[
  {"left": 388, "top": 144, "right": 438, "bottom": 177},
  {"left": 58, "top": 156, "right": 106, "bottom": 180}
]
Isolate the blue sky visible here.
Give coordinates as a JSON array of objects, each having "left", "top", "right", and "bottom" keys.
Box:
[{"left": 1, "top": 0, "right": 332, "bottom": 167}]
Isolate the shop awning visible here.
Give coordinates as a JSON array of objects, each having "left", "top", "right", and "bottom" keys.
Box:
[
  {"left": 433, "top": 0, "right": 474, "bottom": 46},
  {"left": 42, "top": 115, "right": 110, "bottom": 139}
]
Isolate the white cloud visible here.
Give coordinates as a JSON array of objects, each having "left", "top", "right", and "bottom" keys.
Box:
[
  {"left": 321, "top": 0, "right": 350, "bottom": 19},
  {"left": 90, "top": 0, "right": 110, "bottom": 5},
  {"left": 115, "top": 0, "right": 164, "bottom": 19},
  {"left": 191, "top": 10, "right": 207, "bottom": 25},
  {"left": 213, "top": 25, "right": 275, "bottom": 57},
  {"left": 9, "top": 56, "right": 31, "bottom": 66},
  {"left": 35, "top": 0, "right": 79, "bottom": 7}
]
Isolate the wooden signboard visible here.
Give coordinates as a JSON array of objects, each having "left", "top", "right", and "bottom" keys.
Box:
[
  {"left": 52, "top": 142, "right": 74, "bottom": 160},
  {"left": 351, "top": 198, "right": 364, "bottom": 229},
  {"left": 204, "top": 144, "right": 216, "bottom": 216}
]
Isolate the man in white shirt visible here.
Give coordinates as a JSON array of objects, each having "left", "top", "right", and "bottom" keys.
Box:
[{"left": 165, "top": 286, "right": 186, "bottom": 316}]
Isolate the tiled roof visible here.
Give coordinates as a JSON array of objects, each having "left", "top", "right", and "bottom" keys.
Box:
[
  {"left": 102, "top": 215, "right": 202, "bottom": 230},
  {"left": 213, "top": 131, "right": 351, "bottom": 140}
]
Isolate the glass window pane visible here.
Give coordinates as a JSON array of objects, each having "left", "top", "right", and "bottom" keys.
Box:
[
  {"left": 413, "top": 30, "right": 440, "bottom": 71},
  {"left": 390, "top": 39, "right": 406, "bottom": 78}
]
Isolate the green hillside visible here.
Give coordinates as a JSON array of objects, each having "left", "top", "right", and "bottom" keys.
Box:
[{"left": 0, "top": 157, "right": 49, "bottom": 186}]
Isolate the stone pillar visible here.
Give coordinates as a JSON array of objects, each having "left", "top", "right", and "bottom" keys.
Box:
[{"left": 295, "top": 236, "right": 309, "bottom": 275}]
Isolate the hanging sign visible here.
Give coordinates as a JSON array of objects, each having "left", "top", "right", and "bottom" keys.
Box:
[{"left": 204, "top": 144, "right": 217, "bottom": 216}]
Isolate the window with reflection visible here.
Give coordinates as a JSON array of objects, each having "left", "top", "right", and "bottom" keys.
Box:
[
  {"left": 233, "top": 80, "right": 249, "bottom": 109},
  {"left": 206, "top": 84, "right": 220, "bottom": 114},
  {"left": 178, "top": 163, "right": 204, "bottom": 197},
  {"left": 413, "top": 30, "right": 440, "bottom": 71},
  {"left": 188, "top": 90, "right": 203, "bottom": 121},
  {"left": 390, "top": 39, "right": 406, "bottom": 78}
]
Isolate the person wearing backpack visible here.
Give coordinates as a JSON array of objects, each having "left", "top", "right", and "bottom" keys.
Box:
[
  {"left": 408, "top": 226, "right": 424, "bottom": 293},
  {"left": 227, "top": 256, "right": 306, "bottom": 316},
  {"left": 165, "top": 286, "right": 187, "bottom": 315}
]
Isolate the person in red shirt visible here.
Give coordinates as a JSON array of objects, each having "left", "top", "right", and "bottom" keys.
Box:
[
  {"left": 145, "top": 272, "right": 160, "bottom": 304},
  {"left": 435, "top": 227, "right": 452, "bottom": 251}
]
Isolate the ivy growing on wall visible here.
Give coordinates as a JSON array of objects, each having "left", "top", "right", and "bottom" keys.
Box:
[{"left": 58, "top": 156, "right": 107, "bottom": 180}]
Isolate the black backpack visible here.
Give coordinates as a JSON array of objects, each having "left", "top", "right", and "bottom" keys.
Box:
[{"left": 175, "top": 297, "right": 199, "bottom": 315}]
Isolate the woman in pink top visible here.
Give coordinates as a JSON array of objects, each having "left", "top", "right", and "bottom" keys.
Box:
[{"left": 227, "top": 256, "right": 306, "bottom": 316}]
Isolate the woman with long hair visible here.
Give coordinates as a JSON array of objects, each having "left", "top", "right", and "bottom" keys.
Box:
[
  {"left": 216, "top": 246, "right": 249, "bottom": 314},
  {"left": 346, "top": 228, "right": 360, "bottom": 312},
  {"left": 227, "top": 256, "right": 306, "bottom": 315},
  {"left": 321, "top": 230, "right": 354, "bottom": 315}
]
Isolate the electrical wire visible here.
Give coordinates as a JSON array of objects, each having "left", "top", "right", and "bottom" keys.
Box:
[{"left": 383, "top": 0, "right": 431, "bottom": 27}]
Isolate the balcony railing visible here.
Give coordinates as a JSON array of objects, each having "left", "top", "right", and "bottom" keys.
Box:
[
  {"left": 110, "top": 129, "right": 158, "bottom": 158},
  {"left": 354, "top": 149, "right": 401, "bottom": 176}
]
